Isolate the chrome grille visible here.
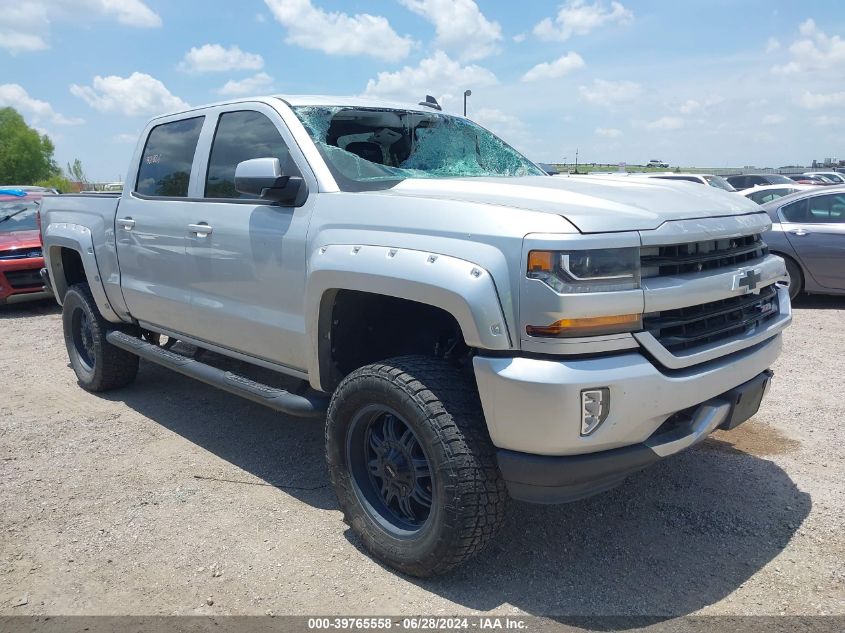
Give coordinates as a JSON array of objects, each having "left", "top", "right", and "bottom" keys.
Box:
[
  {"left": 641, "top": 234, "right": 767, "bottom": 278},
  {"left": 643, "top": 284, "right": 779, "bottom": 353}
]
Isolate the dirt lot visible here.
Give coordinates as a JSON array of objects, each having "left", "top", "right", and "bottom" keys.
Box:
[{"left": 1, "top": 296, "right": 843, "bottom": 619}]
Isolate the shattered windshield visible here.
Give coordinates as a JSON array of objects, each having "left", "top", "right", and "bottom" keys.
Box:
[{"left": 290, "top": 106, "right": 544, "bottom": 191}]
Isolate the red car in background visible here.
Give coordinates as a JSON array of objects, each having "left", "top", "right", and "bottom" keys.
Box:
[{"left": 0, "top": 189, "right": 53, "bottom": 304}]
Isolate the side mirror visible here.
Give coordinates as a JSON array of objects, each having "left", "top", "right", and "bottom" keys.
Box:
[{"left": 234, "top": 157, "right": 304, "bottom": 204}]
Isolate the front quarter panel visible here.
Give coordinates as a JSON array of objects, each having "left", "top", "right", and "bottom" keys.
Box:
[{"left": 305, "top": 245, "right": 511, "bottom": 389}]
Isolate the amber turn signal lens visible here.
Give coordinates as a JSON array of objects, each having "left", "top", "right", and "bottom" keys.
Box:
[
  {"left": 526, "top": 313, "right": 642, "bottom": 338},
  {"left": 527, "top": 250, "right": 554, "bottom": 273}
]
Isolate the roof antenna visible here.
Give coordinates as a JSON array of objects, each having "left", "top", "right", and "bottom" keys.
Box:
[{"left": 418, "top": 95, "right": 442, "bottom": 111}]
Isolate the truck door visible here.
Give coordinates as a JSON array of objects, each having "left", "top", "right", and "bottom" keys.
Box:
[
  {"left": 183, "top": 105, "right": 314, "bottom": 371},
  {"left": 116, "top": 116, "right": 204, "bottom": 334},
  {"left": 779, "top": 192, "right": 845, "bottom": 290}
]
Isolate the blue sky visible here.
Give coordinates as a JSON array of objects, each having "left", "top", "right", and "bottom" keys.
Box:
[{"left": 2, "top": 0, "right": 844, "bottom": 180}]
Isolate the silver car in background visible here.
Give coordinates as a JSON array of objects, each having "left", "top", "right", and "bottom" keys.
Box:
[
  {"left": 761, "top": 186, "right": 845, "bottom": 299},
  {"left": 742, "top": 183, "right": 815, "bottom": 205}
]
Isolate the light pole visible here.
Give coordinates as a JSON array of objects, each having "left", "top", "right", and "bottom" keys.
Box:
[{"left": 463, "top": 89, "right": 472, "bottom": 116}]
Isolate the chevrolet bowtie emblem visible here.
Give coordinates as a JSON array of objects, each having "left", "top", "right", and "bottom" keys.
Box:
[{"left": 737, "top": 269, "right": 761, "bottom": 291}]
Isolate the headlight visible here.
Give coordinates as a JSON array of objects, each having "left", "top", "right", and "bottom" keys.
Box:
[{"left": 527, "top": 247, "right": 640, "bottom": 293}]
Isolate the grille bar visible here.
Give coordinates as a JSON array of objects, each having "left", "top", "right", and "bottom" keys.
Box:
[
  {"left": 4, "top": 269, "right": 44, "bottom": 289},
  {"left": 644, "top": 284, "right": 779, "bottom": 353},
  {"left": 641, "top": 234, "right": 767, "bottom": 277}
]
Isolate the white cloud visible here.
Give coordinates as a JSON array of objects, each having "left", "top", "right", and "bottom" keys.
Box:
[
  {"left": 217, "top": 72, "right": 275, "bottom": 96},
  {"left": 644, "top": 116, "right": 684, "bottom": 130},
  {"left": 399, "top": 0, "right": 501, "bottom": 61},
  {"left": 679, "top": 99, "right": 700, "bottom": 115},
  {"left": 678, "top": 95, "right": 724, "bottom": 116},
  {"left": 762, "top": 114, "right": 785, "bottom": 125},
  {"left": 578, "top": 78, "right": 641, "bottom": 106},
  {"left": 364, "top": 51, "right": 497, "bottom": 110},
  {"left": 765, "top": 37, "right": 781, "bottom": 53},
  {"left": 798, "top": 90, "right": 845, "bottom": 109},
  {"left": 87, "top": 0, "right": 160, "bottom": 26},
  {"left": 264, "top": 0, "right": 413, "bottom": 60},
  {"left": 0, "top": 0, "right": 160, "bottom": 54},
  {"left": 771, "top": 19, "right": 845, "bottom": 75},
  {"left": 533, "top": 0, "right": 632, "bottom": 41},
  {"left": 474, "top": 108, "right": 528, "bottom": 140},
  {"left": 113, "top": 133, "right": 138, "bottom": 144},
  {"left": 179, "top": 44, "right": 264, "bottom": 73},
  {"left": 813, "top": 115, "right": 845, "bottom": 127},
  {"left": 513, "top": 33, "right": 527, "bottom": 43},
  {"left": 0, "top": 84, "right": 83, "bottom": 125},
  {"left": 595, "top": 127, "right": 622, "bottom": 137},
  {"left": 521, "top": 52, "right": 585, "bottom": 82},
  {"left": 71, "top": 73, "right": 189, "bottom": 117}
]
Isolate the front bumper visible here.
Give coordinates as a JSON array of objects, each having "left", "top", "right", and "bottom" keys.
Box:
[
  {"left": 473, "top": 333, "right": 782, "bottom": 457},
  {"left": 497, "top": 369, "right": 772, "bottom": 503},
  {"left": 0, "top": 257, "right": 52, "bottom": 304}
]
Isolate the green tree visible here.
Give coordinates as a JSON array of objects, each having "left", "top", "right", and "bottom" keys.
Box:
[
  {"left": 35, "top": 173, "right": 77, "bottom": 193},
  {"left": 0, "top": 107, "right": 59, "bottom": 184}
]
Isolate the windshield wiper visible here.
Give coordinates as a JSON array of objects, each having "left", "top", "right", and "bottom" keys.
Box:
[{"left": 0, "top": 209, "right": 30, "bottom": 225}]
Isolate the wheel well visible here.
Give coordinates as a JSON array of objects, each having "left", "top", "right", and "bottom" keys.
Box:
[
  {"left": 53, "top": 247, "right": 87, "bottom": 299},
  {"left": 319, "top": 290, "right": 467, "bottom": 391},
  {"left": 772, "top": 251, "right": 804, "bottom": 293}
]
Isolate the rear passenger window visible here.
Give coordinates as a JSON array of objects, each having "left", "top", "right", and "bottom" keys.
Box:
[
  {"left": 781, "top": 199, "right": 809, "bottom": 223},
  {"left": 783, "top": 195, "right": 845, "bottom": 223},
  {"left": 136, "top": 117, "right": 204, "bottom": 197},
  {"left": 205, "top": 110, "right": 301, "bottom": 199}
]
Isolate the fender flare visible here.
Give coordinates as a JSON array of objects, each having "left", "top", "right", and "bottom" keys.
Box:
[
  {"left": 305, "top": 244, "right": 512, "bottom": 391},
  {"left": 43, "top": 223, "right": 122, "bottom": 323}
]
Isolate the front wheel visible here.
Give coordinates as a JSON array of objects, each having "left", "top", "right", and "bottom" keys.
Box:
[
  {"left": 326, "top": 356, "right": 508, "bottom": 576},
  {"left": 62, "top": 283, "right": 139, "bottom": 392}
]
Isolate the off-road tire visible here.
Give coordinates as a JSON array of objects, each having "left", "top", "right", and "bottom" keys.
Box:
[
  {"left": 326, "top": 355, "right": 509, "bottom": 577},
  {"left": 62, "top": 283, "right": 139, "bottom": 392}
]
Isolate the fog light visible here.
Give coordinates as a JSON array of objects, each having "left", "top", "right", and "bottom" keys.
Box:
[{"left": 581, "top": 388, "right": 609, "bottom": 436}]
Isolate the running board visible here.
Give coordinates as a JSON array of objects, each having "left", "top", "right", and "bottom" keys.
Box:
[{"left": 106, "top": 331, "right": 328, "bottom": 418}]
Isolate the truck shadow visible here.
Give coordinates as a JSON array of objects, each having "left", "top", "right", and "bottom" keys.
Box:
[
  {"left": 108, "top": 359, "right": 809, "bottom": 623},
  {"left": 395, "top": 435, "right": 810, "bottom": 624},
  {"left": 791, "top": 294, "right": 845, "bottom": 310},
  {"left": 103, "top": 358, "right": 338, "bottom": 510}
]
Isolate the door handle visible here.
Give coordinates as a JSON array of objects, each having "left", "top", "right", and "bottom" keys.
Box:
[
  {"left": 789, "top": 228, "right": 809, "bottom": 236},
  {"left": 188, "top": 223, "right": 213, "bottom": 236},
  {"left": 117, "top": 217, "right": 135, "bottom": 230}
]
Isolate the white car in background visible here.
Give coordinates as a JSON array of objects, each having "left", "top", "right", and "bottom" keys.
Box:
[
  {"left": 645, "top": 172, "right": 736, "bottom": 191},
  {"left": 584, "top": 171, "right": 736, "bottom": 192},
  {"left": 741, "top": 183, "right": 816, "bottom": 205},
  {"left": 804, "top": 172, "right": 845, "bottom": 185}
]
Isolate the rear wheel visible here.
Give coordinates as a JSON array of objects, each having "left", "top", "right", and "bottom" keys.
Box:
[
  {"left": 782, "top": 255, "right": 803, "bottom": 301},
  {"left": 326, "top": 356, "right": 508, "bottom": 576},
  {"left": 62, "top": 283, "right": 139, "bottom": 392}
]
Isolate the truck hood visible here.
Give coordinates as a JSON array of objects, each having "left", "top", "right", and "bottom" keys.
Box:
[{"left": 382, "top": 175, "right": 761, "bottom": 233}]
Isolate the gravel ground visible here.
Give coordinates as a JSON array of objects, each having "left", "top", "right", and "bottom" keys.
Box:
[{"left": 1, "top": 296, "right": 843, "bottom": 619}]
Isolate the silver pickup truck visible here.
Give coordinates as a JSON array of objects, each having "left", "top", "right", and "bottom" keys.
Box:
[{"left": 40, "top": 95, "right": 791, "bottom": 576}]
